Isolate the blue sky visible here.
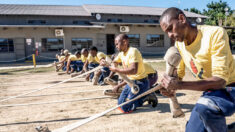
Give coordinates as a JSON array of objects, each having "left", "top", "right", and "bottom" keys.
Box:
[{"left": 0, "top": 0, "right": 234, "bottom": 11}]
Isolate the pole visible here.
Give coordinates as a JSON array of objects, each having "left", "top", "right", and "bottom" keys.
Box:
[{"left": 32, "top": 54, "right": 36, "bottom": 68}]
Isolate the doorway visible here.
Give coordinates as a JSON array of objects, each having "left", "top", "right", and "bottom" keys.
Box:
[{"left": 106, "top": 34, "right": 115, "bottom": 55}]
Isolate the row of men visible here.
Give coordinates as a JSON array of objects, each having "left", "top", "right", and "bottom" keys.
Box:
[
  {"left": 54, "top": 39, "right": 160, "bottom": 110},
  {"left": 53, "top": 7, "right": 235, "bottom": 132}
]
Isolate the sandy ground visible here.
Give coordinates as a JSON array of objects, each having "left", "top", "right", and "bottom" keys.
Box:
[{"left": 0, "top": 66, "right": 235, "bottom": 132}]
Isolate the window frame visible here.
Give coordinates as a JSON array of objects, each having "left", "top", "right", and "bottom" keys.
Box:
[
  {"left": 0, "top": 38, "right": 14, "bottom": 53},
  {"left": 127, "top": 34, "right": 140, "bottom": 47},
  {"left": 41, "top": 38, "right": 64, "bottom": 52},
  {"left": 71, "top": 38, "right": 93, "bottom": 52},
  {"left": 146, "top": 34, "right": 164, "bottom": 47}
]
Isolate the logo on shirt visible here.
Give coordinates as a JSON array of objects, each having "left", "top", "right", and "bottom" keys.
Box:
[{"left": 190, "top": 59, "right": 204, "bottom": 79}]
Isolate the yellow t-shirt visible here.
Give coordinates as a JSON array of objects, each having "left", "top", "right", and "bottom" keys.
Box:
[
  {"left": 95, "top": 52, "right": 106, "bottom": 63},
  {"left": 81, "top": 55, "right": 87, "bottom": 63},
  {"left": 114, "top": 47, "right": 147, "bottom": 80},
  {"left": 59, "top": 56, "right": 65, "bottom": 62},
  {"left": 69, "top": 55, "right": 81, "bottom": 61},
  {"left": 144, "top": 63, "right": 156, "bottom": 74},
  {"left": 176, "top": 25, "right": 235, "bottom": 85},
  {"left": 87, "top": 52, "right": 106, "bottom": 64}
]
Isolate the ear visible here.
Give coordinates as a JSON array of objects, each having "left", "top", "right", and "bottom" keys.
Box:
[{"left": 178, "top": 14, "right": 186, "bottom": 24}]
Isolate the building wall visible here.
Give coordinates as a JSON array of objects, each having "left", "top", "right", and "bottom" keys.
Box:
[{"left": 0, "top": 24, "right": 170, "bottom": 61}]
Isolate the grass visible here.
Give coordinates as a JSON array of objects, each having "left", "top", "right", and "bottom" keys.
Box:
[{"left": 0, "top": 67, "right": 55, "bottom": 75}]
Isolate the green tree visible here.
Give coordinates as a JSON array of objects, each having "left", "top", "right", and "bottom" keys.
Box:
[
  {"left": 184, "top": 8, "right": 202, "bottom": 14},
  {"left": 203, "top": 0, "right": 232, "bottom": 26}
]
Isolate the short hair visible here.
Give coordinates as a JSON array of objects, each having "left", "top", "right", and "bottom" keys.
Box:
[
  {"left": 81, "top": 48, "right": 88, "bottom": 53},
  {"left": 160, "top": 7, "right": 186, "bottom": 23},
  {"left": 89, "top": 46, "right": 98, "bottom": 52},
  {"left": 116, "top": 34, "right": 128, "bottom": 41},
  {"left": 74, "top": 51, "right": 81, "bottom": 55}
]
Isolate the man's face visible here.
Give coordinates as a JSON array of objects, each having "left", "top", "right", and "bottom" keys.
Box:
[
  {"left": 90, "top": 50, "right": 97, "bottom": 57},
  {"left": 76, "top": 54, "right": 81, "bottom": 58},
  {"left": 114, "top": 38, "right": 127, "bottom": 52},
  {"left": 82, "top": 51, "right": 88, "bottom": 57},
  {"left": 160, "top": 14, "right": 187, "bottom": 42}
]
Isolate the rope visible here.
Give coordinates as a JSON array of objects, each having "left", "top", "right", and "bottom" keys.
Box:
[
  {"left": 0, "top": 96, "right": 111, "bottom": 108},
  {"left": 38, "top": 55, "right": 57, "bottom": 60},
  {"left": 0, "top": 66, "right": 103, "bottom": 103},
  {"left": 0, "top": 55, "right": 32, "bottom": 63},
  {"left": 52, "top": 84, "right": 162, "bottom": 132},
  {"left": 2, "top": 89, "right": 109, "bottom": 98}
]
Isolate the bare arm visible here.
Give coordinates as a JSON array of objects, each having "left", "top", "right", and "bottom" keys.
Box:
[
  {"left": 66, "top": 59, "right": 71, "bottom": 74},
  {"left": 161, "top": 75, "right": 226, "bottom": 91},
  {"left": 83, "top": 60, "right": 88, "bottom": 71},
  {"left": 109, "top": 62, "right": 138, "bottom": 75}
]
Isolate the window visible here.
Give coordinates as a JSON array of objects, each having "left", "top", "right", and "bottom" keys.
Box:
[
  {"left": 127, "top": 34, "right": 140, "bottom": 47},
  {"left": 146, "top": 34, "right": 164, "bottom": 47},
  {"left": 28, "top": 20, "right": 46, "bottom": 25},
  {"left": 0, "top": 38, "right": 14, "bottom": 52},
  {"left": 117, "top": 19, "right": 123, "bottom": 22},
  {"left": 144, "top": 19, "right": 159, "bottom": 24},
  {"left": 73, "top": 20, "right": 90, "bottom": 25},
  {"left": 41, "top": 38, "right": 64, "bottom": 52},
  {"left": 72, "top": 38, "right": 92, "bottom": 52}
]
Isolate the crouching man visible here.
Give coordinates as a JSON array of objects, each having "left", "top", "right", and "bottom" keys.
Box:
[
  {"left": 160, "top": 7, "right": 235, "bottom": 132},
  {"left": 103, "top": 34, "right": 157, "bottom": 113},
  {"left": 85, "top": 46, "right": 110, "bottom": 85}
]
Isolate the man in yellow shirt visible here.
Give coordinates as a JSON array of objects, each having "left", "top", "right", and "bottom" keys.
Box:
[
  {"left": 85, "top": 46, "right": 110, "bottom": 85},
  {"left": 66, "top": 51, "right": 83, "bottom": 74},
  {"left": 160, "top": 7, "right": 235, "bottom": 132},
  {"left": 55, "top": 49, "right": 70, "bottom": 72},
  {"left": 105, "top": 34, "right": 157, "bottom": 113}
]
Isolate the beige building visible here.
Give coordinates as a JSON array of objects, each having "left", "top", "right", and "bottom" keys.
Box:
[{"left": 0, "top": 4, "right": 207, "bottom": 61}]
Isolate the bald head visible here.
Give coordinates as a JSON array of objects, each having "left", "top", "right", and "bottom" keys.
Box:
[{"left": 160, "top": 7, "right": 187, "bottom": 24}]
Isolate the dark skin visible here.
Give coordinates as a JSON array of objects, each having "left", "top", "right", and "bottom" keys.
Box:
[
  {"left": 100, "top": 35, "right": 138, "bottom": 92},
  {"left": 160, "top": 13, "right": 226, "bottom": 95},
  {"left": 66, "top": 54, "right": 81, "bottom": 74},
  {"left": 82, "top": 50, "right": 89, "bottom": 72},
  {"left": 108, "top": 36, "right": 138, "bottom": 75}
]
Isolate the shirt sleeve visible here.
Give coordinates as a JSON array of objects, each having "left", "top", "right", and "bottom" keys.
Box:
[
  {"left": 211, "top": 27, "right": 230, "bottom": 82},
  {"left": 129, "top": 48, "right": 141, "bottom": 64},
  {"left": 97, "top": 52, "right": 106, "bottom": 61},
  {"left": 177, "top": 60, "right": 185, "bottom": 79}
]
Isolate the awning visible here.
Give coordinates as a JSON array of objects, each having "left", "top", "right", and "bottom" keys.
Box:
[{"left": 0, "top": 25, "right": 105, "bottom": 28}]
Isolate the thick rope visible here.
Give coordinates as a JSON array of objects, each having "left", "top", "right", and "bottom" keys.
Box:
[
  {"left": 0, "top": 66, "right": 103, "bottom": 103},
  {"left": 2, "top": 89, "right": 109, "bottom": 99},
  {"left": 52, "top": 84, "right": 162, "bottom": 132},
  {"left": 0, "top": 96, "right": 111, "bottom": 107},
  {"left": 0, "top": 55, "right": 32, "bottom": 63}
]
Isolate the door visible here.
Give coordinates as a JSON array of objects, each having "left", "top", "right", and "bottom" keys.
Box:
[
  {"left": 24, "top": 38, "right": 35, "bottom": 60},
  {"left": 106, "top": 34, "right": 115, "bottom": 55}
]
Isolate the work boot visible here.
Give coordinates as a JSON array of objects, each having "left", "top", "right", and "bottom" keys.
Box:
[
  {"left": 71, "top": 70, "right": 85, "bottom": 78},
  {"left": 103, "top": 89, "right": 122, "bottom": 97},
  {"left": 228, "top": 122, "right": 235, "bottom": 132},
  {"left": 143, "top": 93, "right": 158, "bottom": 108},
  {"left": 104, "top": 77, "right": 118, "bottom": 86}
]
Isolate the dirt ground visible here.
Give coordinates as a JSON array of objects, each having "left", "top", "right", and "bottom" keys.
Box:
[{"left": 0, "top": 64, "right": 234, "bottom": 132}]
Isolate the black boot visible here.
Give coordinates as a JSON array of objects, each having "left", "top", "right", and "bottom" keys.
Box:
[
  {"left": 228, "top": 122, "right": 235, "bottom": 132},
  {"left": 144, "top": 93, "right": 158, "bottom": 108}
]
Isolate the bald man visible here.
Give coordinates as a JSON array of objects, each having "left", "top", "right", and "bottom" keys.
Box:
[
  {"left": 103, "top": 34, "right": 158, "bottom": 113},
  {"left": 160, "top": 7, "right": 235, "bottom": 132}
]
